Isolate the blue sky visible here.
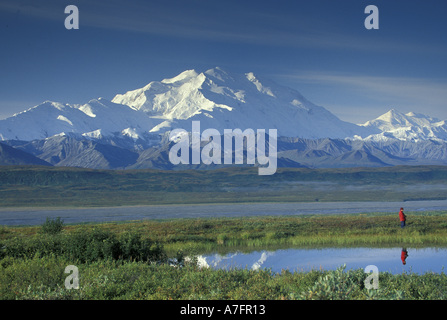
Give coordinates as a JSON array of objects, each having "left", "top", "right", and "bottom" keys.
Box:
[{"left": 0, "top": 0, "right": 446, "bottom": 123}]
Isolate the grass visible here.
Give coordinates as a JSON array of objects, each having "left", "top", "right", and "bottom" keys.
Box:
[
  {"left": 1, "top": 164, "right": 447, "bottom": 299},
  {"left": 1, "top": 252, "right": 447, "bottom": 300},
  {"left": 1, "top": 212, "right": 447, "bottom": 300},
  {"left": 2, "top": 211, "right": 447, "bottom": 256}
]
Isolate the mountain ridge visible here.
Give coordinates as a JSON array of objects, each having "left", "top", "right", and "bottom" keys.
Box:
[
  {"left": 0, "top": 67, "right": 377, "bottom": 141},
  {"left": 0, "top": 142, "right": 52, "bottom": 166},
  {"left": 1, "top": 67, "right": 445, "bottom": 143},
  {"left": 360, "top": 109, "right": 447, "bottom": 142},
  {"left": 112, "top": 67, "right": 372, "bottom": 139},
  {"left": 1, "top": 67, "right": 446, "bottom": 169}
]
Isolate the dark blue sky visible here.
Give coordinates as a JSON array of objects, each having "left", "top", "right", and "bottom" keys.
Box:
[{"left": 1, "top": 0, "right": 446, "bottom": 123}]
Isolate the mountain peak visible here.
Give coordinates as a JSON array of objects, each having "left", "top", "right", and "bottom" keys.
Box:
[
  {"left": 376, "top": 108, "right": 405, "bottom": 122},
  {"left": 369, "top": 108, "right": 439, "bottom": 128},
  {"left": 204, "top": 67, "right": 233, "bottom": 82},
  {"left": 5, "top": 67, "right": 444, "bottom": 143},
  {"left": 378, "top": 108, "right": 404, "bottom": 119},
  {"left": 361, "top": 108, "right": 447, "bottom": 142},
  {"left": 108, "top": 67, "right": 369, "bottom": 138},
  {"left": 161, "top": 69, "right": 199, "bottom": 84}
]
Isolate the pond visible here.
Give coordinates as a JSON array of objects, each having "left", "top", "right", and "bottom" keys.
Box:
[{"left": 198, "top": 247, "right": 447, "bottom": 275}]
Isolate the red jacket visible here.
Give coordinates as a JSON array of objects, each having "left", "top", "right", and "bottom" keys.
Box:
[
  {"left": 399, "top": 210, "right": 406, "bottom": 222},
  {"left": 401, "top": 249, "right": 408, "bottom": 264}
]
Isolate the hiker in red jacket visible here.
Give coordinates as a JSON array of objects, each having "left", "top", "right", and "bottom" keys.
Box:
[{"left": 399, "top": 207, "right": 406, "bottom": 228}]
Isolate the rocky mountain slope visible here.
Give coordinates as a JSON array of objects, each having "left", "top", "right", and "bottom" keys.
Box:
[{"left": 1, "top": 67, "right": 446, "bottom": 169}]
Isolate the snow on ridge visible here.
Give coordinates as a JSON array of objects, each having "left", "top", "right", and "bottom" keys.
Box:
[
  {"left": 161, "top": 69, "right": 199, "bottom": 84},
  {"left": 1, "top": 67, "right": 446, "bottom": 143},
  {"left": 57, "top": 115, "right": 73, "bottom": 126},
  {"left": 360, "top": 108, "right": 447, "bottom": 142}
]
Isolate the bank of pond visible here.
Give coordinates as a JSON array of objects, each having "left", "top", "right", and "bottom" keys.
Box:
[{"left": 1, "top": 212, "right": 447, "bottom": 299}]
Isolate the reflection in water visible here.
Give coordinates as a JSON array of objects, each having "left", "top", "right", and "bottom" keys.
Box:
[
  {"left": 199, "top": 247, "right": 447, "bottom": 275},
  {"left": 251, "top": 251, "right": 275, "bottom": 270},
  {"left": 401, "top": 248, "right": 409, "bottom": 265}
]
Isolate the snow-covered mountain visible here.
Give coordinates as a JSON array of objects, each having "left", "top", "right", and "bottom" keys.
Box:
[
  {"left": 1, "top": 67, "right": 447, "bottom": 169},
  {"left": 0, "top": 98, "right": 160, "bottom": 142},
  {"left": 111, "top": 67, "right": 370, "bottom": 139},
  {"left": 360, "top": 109, "right": 447, "bottom": 142},
  {"left": 0, "top": 67, "right": 375, "bottom": 142},
  {"left": 2, "top": 67, "right": 445, "bottom": 144}
]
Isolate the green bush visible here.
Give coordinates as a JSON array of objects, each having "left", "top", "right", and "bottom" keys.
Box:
[
  {"left": 1, "top": 227, "right": 167, "bottom": 265},
  {"left": 118, "top": 231, "right": 166, "bottom": 263},
  {"left": 41, "top": 217, "right": 64, "bottom": 235},
  {"left": 1, "top": 235, "right": 64, "bottom": 259},
  {"left": 0, "top": 254, "right": 69, "bottom": 300},
  {"left": 63, "top": 228, "right": 121, "bottom": 263},
  {"left": 297, "top": 265, "right": 407, "bottom": 300},
  {"left": 299, "top": 265, "right": 360, "bottom": 299}
]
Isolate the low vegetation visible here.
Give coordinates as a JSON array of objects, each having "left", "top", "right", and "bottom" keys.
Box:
[
  {"left": 2, "top": 256, "right": 447, "bottom": 300},
  {"left": 1, "top": 212, "right": 447, "bottom": 300},
  {"left": 4, "top": 211, "right": 445, "bottom": 255},
  {"left": 1, "top": 165, "right": 447, "bottom": 207}
]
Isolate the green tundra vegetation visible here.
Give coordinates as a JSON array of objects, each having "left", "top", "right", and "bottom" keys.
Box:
[
  {"left": 1, "top": 165, "right": 447, "bottom": 207},
  {"left": 1, "top": 165, "right": 447, "bottom": 299},
  {"left": 1, "top": 212, "right": 447, "bottom": 300}
]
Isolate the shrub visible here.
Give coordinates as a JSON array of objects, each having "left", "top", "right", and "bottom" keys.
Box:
[
  {"left": 63, "top": 228, "right": 120, "bottom": 263},
  {"left": 41, "top": 217, "right": 64, "bottom": 235},
  {"left": 119, "top": 231, "right": 166, "bottom": 263},
  {"left": 299, "top": 265, "right": 361, "bottom": 300},
  {"left": 1, "top": 227, "right": 168, "bottom": 265},
  {"left": 298, "top": 265, "right": 407, "bottom": 300},
  {"left": 0, "top": 254, "right": 69, "bottom": 300}
]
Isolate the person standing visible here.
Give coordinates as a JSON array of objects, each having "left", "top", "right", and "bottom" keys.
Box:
[{"left": 399, "top": 207, "right": 406, "bottom": 228}]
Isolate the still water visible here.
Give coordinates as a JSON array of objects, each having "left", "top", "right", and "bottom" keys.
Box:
[{"left": 199, "top": 247, "right": 447, "bottom": 275}]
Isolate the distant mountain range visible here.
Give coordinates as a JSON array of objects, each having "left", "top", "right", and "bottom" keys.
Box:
[
  {"left": 361, "top": 109, "right": 447, "bottom": 142},
  {"left": 1, "top": 67, "right": 447, "bottom": 169}
]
